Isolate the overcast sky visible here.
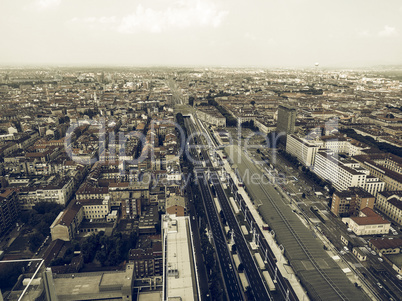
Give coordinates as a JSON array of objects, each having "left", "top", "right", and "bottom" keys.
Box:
[{"left": 1, "top": 0, "right": 402, "bottom": 68}]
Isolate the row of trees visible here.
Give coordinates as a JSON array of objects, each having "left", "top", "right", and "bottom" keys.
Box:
[
  {"left": 19, "top": 202, "right": 64, "bottom": 252},
  {"left": 241, "top": 120, "right": 259, "bottom": 132},
  {"left": 281, "top": 151, "right": 335, "bottom": 196}
]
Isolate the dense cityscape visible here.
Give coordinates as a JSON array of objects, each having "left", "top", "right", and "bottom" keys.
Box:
[{"left": 0, "top": 66, "right": 400, "bottom": 301}]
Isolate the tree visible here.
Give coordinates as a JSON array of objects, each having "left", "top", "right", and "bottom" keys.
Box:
[
  {"left": 95, "top": 250, "right": 107, "bottom": 266},
  {"left": 37, "top": 221, "right": 50, "bottom": 236},
  {"left": 28, "top": 232, "right": 44, "bottom": 252},
  {"left": 0, "top": 262, "right": 24, "bottom": 291},
  {"left": 231, "top": 244, "right": 237, "bottom": 253},
  {"left": 302, "top": 193, "right": 306, "bottom": 198},
  {"left": 250, "top": 100, "right": 256, "bottom": 106},
  {"left": 238, "top": 263, "right": 244, "bottom": 273}
]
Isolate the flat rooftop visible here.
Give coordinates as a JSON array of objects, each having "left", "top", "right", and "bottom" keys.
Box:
[
  {"left": 162, "top": 214, "right": 196, "bottom": 301},
  {"left": 53, "top": 265, "right": 133, "bottom": 301}
]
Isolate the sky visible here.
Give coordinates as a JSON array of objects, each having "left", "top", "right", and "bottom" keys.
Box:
[{"left": 0, "top": 0, "right": 402, "bottom": 68}]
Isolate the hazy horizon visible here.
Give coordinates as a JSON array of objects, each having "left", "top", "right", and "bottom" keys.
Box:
[{"left": 1, "top": 0, "right": 402, "bottom": 68}]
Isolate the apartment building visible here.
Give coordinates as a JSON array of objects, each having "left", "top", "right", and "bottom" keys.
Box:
[
  {"left": 314, "top": 150, "right": 384, "bottom": 195},
  {"left": 331, "top": 187, "right": 375, "bottom": 217},
  {"left": 196, "top": 106, "right": 226, "bottom": 127},
  {"left": 375, "top": 191, "right": 402, "bottom": 225},
  {"left": 0, "top": 188, "right": 19, "bottom": 236},
  {"left": 79, "top": 197, "right": 110, "bottom": 220},
  {"left": 353, "top": 155, "right": 402, "bottom": 191},
  {"left": 286, "top": 134, "right": 322, "bottom": 166},
  {"left": 18, "top": 177, "right": 75, "bottom": 209}
]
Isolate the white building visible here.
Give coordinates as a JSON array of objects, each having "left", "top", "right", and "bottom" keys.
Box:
[
  {"left": 314, "top": 150, "right": 384, "bottom": 195},
  {"left": 286, "top": 134, "right": 322, "bottom": 167},
  {"left": 343, "top": 207, "right": 391, "bottom": 236},
  {"left": 18, "top": 177, "right": 75, "bottom": 209},
  {"left": 162, "top": 214, "right": 199, "bottom": 301}
]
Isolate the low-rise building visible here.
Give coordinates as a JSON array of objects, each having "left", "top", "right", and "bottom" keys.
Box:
[
  {"left": 352, "top": 247, "right": 367, "bottom": 261},
  {"left": 50, "top": 200, "right": 84, "bottom": 241},
  {"left": 369, "top": 238, "right": 402, "bottom": 255},
  {"left": 343, "top": 207, "right": 391, "bottom": 236},
  {"left": 166, "top": 195, "right": 186, "bottom": 216},
  {"left": 51, "top": 264, "right": 134, "bottom": 301}
]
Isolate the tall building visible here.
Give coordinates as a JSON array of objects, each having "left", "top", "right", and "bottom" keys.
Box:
[
  {"left": 277, "top": 105, "right": 296, "bottom": 134},
  {"left": 286, "top": 134, "right": 322, "bottom": 166},
  {"left": 0, "top": 188, "right": 19, "bottom": 236}
]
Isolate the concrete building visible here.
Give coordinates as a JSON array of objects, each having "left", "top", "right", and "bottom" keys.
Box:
[
  {"left": 166, "top": 195, "right": 186, "bottom": 217},
  {"left": 375, "top": 191, "right": 402, "bottom": 225},
  {"left": 353, "top": 155, "right": 402, "bottom": 192},
  {"left": 51, "top": 264, "right": 134, "bottom": 301},
  {"left": 129, "top": 241, "right": 163, "bottom": 278},
  {"left": 79, "top": 197, "right": 110, "bottom": 220},
  {"left": 314, "top": 150, "right": 384, "bottom": 195},
  {"left": 319, "top": 136, "right": 349, "bottom": 154},
  {"left": 343, "top": 207, "right": 391, "bottom": 236},
  {"left": 286, "top": 134, "right": 322, "bottom": 166},
  {"left": 18, "top": 177, "right": 75, "bottom": 209},
  {"left": 331, "top": 187, "right": 375, "bottom": 217},
  {"left": 0, "top": 188, "right": 19, "bottom": 236},
  {"left": 50, "top": 200, "right": 84, "bottom": 241},
  {"left": 162, "top": 214, "right": 198, "bottom": 301},
  {"left": 196, "top": 106, "right": 226, "bottom": 127},
  {"left": 277, "top": 105, "right": 296, "bottom": 134}
]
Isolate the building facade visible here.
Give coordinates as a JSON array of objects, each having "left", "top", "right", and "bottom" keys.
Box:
[
  {"left": 0, "top": 188, "right": 19, "bottom": 236},
  {"left": 375, "top": 191, "right": 402, "bottom": 226},
  {"left": 331, "top": 188, "right": 375, "bottom": 217},
  {"left": 277, "top": 105, "right": 296, "bottom": 134},
  {"left": 286, "top": 134, "right": 322, "bottom": 166}
]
